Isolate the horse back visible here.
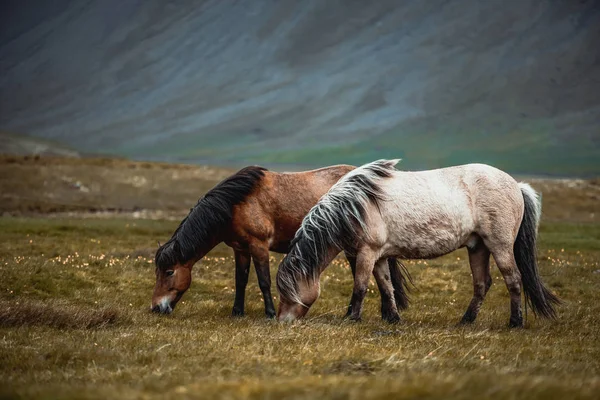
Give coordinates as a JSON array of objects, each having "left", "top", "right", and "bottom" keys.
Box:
[
  {"left": 375, "top": 163, "right": 523, "bottom": 258},
  {"left": 230, "top": 165, "right": 355, "bottom": 252}
]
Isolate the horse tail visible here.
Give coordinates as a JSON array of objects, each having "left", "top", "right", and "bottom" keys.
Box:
[
  {"left": 514, "top": 183, "right": 561, "bottom": 319},
  {"left": 388, "top": 258, "right": 413, "bottom": 310}
]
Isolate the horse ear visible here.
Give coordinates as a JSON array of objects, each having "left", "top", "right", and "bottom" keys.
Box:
[{"left": 157, "top": 241, "right": 162, "bottom": 248}]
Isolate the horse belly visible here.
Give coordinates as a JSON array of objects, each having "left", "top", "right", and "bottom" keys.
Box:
[
  {"left": 389, "top": 229, "right": 467, "bottom": 259},
  {"left": 381, "top": 192, "right": 474, "bottom": 259}
]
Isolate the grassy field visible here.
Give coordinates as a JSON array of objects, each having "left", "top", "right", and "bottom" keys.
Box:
[{"left": 1, "top": 156, "right": 599, "bottom": 399}]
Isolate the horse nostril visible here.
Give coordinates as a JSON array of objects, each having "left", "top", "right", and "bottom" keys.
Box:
[{"left": 152, "top": 305, "right": 161, "bottom": 313}]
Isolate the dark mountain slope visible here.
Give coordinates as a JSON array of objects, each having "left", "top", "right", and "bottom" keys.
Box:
[{"left": 1, "top": 0, "right": 599, "bottom": 175}]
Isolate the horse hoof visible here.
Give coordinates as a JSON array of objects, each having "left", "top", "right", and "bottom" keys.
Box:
[
  {"left": 231, "top": 309, "right": 244, "bottom": 317},
  {"left": 381, "top": 311, "right": 401, "bottom": 324},
  {"left": 509, "top": 320, "right": 524, "bottom": 328},
  {"left": 265, "top": 311, "right": 276, "bottom": 319}
]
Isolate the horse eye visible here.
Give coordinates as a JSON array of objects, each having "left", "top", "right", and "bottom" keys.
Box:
[{"left": 166, "top": 270, "right": 174, "bottom": 277}]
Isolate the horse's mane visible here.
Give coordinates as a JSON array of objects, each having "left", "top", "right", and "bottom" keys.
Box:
[
  {"left": 276, "top": 159, "right": 399, "bottom": 305},
  {"left": 155, "top": 166, "right": 267, "bottom": 270}
]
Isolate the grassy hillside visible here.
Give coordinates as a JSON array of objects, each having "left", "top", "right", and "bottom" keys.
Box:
[
  {"left": 1, "top": 155, "right": 598, "bottom": 222},
  {"left": 0, "top": 155, "right": 234, "bottom": 215},
  {"left": 248, "top": 116, "right": 600, "bottom": 177}
]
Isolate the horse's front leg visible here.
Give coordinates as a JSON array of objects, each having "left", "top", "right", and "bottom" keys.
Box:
[
  {"left": 373, "top": 259, "right": 400, "bottom": 323},
  {"left": 232, "top": 250, "right": 251, "bottom": 317},
  {"left": 250, "top": 243, "right": 276, "bottom": 319},
  {"left": 345, "top": 253, "right": 402, "bottom": 321},
  {"left": 344, "top": 252, "right": 357, "bottom": 318},
  {"left": 348, "top": 250, "right": 378, "bottom": 321}
]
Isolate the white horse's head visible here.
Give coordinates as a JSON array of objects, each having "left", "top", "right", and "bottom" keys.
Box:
[{"left": 276, "top": 254, "right": 321, "bottom": 321}]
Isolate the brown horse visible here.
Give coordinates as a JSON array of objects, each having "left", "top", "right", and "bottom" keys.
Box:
[{"left": 152, "top": 165, "right": 410, "bottom": 319}]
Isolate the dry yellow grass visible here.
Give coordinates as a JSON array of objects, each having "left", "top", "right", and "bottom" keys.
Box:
[
  {"left": 0, "top": 299, "right": 119, "bottom": 330},
  {"left": 1, "top": 157, "right": 599, "bottom": 399},
  {"left": 0, "top": 216, "right": 599, "bottom": 399}
]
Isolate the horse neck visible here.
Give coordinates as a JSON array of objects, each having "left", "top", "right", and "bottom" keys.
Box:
[
  {"left": 193, "top": 233, "right": 225, "bottom": 262},
  {"left": 314, "top": 244, "right": 343, "bottom": 277}
]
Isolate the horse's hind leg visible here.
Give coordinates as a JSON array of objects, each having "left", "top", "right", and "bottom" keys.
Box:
[
  {"left": 491, "top": 248, "right": 523, "bottom": 328},
  {"left": 373, "top": 259, "right": 400, "bottom": 323},
  {"left": 250, "top": 243, "right": 276, "bottom": 319},
  {"left": 232, "top": 250, "right": 251, "bottom": 317},
  {"left": 460, "top": 244, "right": 491, "bottom": 324}
]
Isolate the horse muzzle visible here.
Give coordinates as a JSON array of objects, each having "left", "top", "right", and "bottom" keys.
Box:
[
  {"left": 277, "top": 302, "right": 309, "bottom": 322},
  {"left": 151, "top": 296, "right": 174, "bottom": 314}
]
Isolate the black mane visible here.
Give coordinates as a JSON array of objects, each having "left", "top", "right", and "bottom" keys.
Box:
[{"left": 155, "top": 166, "right": 267, "bottom": 270}]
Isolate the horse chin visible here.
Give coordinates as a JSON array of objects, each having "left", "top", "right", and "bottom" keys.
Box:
[{"left": 277, "top": 302, "right": 309, "bottom": 322}]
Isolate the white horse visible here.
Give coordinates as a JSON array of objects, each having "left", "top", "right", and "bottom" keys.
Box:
[{"left": 276, "top": 159, "right": 560, "bottom": 327}]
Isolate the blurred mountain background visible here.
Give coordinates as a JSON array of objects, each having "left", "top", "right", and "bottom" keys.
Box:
[{"left": 1, "top": 0, "right": 599, "bottom": 176}]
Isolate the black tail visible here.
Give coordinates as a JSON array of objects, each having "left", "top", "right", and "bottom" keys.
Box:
[
  {"left": 388, "top": 258, "right": 414, "bottom": 310},
  {"left": 514, "top": 185, "right": 561, "bottom": 319}
]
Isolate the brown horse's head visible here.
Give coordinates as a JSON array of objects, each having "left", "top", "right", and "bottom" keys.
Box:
[
  {"left": 150, "top": 166, "right": 268, "bottom": 314},
  {"left": 152, "top": 240, "right": 196, "bottom": 314},
  {"left": 151, "top": 260, "right": 193, "bottom": 314}
]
